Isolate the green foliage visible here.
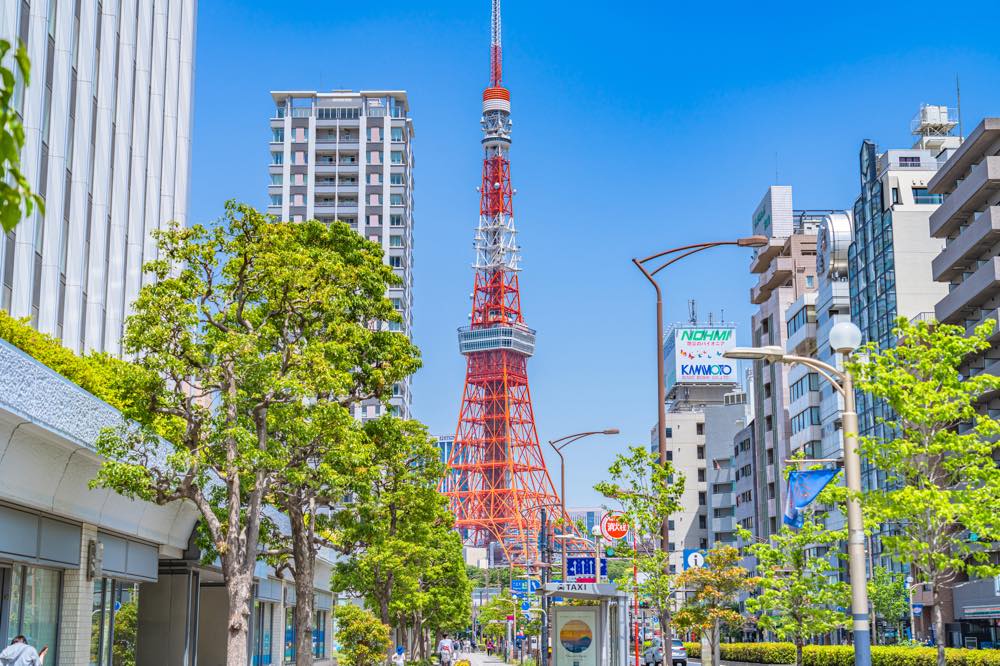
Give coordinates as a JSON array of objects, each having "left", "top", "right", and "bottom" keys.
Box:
[
  {"left": 595, "top": 445, "right": 684, "bottom": 639},
  {"left": 331, "top": 417, "right": 470, "bottom": 640},
  {"left": 333, "top": 605, "right": 391, "bottom": 666},
  {"left": 110, "top": 599, "right": 138, "bottom": 666},
  {"left": 851, "top": 317, "right": 1000, "bottom": 666},
  {"left": 868, "top": 566, "right": 909, "bottom": 643},
  {"left": 684, "top": 643, "right": 1000, "bottom": 666},
  {"left": 476, "top": 593, "right": 519, "bottom": 639},
  {"left": 674, "top": 545, "right": 758, "bottom": 661},
  {"left": 743, "top": 516, "right": 850, "bottom": 665},
  {"left": 0, "top": 40, "right": 43, "bottom": 233}
]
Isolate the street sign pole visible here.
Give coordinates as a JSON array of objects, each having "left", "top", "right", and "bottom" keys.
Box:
[{"left": 540, "top": 508, "right": 549, "bottom": 666}]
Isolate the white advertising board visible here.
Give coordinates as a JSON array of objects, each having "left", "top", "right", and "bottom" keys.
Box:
[{"left": 669, "top": 326, "right": 737, "bottom": 385}]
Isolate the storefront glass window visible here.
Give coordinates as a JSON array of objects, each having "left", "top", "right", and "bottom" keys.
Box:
[
  {"left": 4, "top": 565, "right": 61, "bottom": 664},
  {"left": 88, "top": 579, "right": 139, "bottom": 666},
  {"left": 312, "top": 611, "right": 326, "bottom": 658},
  {"left": 284, "top": 607, "right": 296, "bottom": 663},
  {"left": 252, "top": 601, "right": 273, "bottom": 665}
]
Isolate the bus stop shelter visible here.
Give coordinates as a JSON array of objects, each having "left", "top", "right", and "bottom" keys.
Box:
[{"left": 543, "top": 582, "right": 628, "bottom": 666}]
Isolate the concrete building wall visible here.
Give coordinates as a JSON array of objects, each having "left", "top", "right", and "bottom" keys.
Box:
[
  {"left": 0, "top": 0, "right": 196, "bottom": 355},
  {"left": 703, "top": 392, "right": 749, "bottom": 547}
]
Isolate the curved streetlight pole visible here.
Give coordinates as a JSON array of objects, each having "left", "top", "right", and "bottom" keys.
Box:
[
  {"left": 632, "top": 235, "right": 768, "bottom": 638},
  {"left": 724, "top": 321, "right": 871, "bottom": 666},
  {"left": 549, "top": 429, "right": 620, "bottom": 522}
]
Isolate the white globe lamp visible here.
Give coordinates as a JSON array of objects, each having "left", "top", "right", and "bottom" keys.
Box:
[{"left": 829, "top": 321, "right": 862, "bottom": 354}]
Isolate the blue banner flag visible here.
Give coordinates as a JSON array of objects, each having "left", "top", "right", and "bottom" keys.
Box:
[{"left": 783, "top": 468, "right": 839, "bottom": 529}]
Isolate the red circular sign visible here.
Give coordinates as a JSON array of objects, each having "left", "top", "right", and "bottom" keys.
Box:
[{"left": 601, "top": 513, "right": 629, "bottom": 540}]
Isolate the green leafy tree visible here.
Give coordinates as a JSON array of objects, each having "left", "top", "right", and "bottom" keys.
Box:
[
  {"left": 94, "top": 203, "right": 405, "bottom": 666},
  {"left": 0, "top": 40, "right": 43, "bottom": 232},
  {"left": 595, "top": 445, "right": 684, "bottom": 641},
  {"left": 674, "top": 545, "right": 758, "bottom": 666},
  {"left": 868, "top": 566, "right": 909, "bottom": 645},
  {"left": 477, "top": 593, "right": 518, "bottom": 640},
  {"left": 331, "top": 418, "right": 470, "bottom": 656},
  {"left": 851, "top": 317, "right": 1000, "bottom": 666},
  {"left": 334, "top": 604, "right": 391, "bottom": 666},
  {"left": 743, "top": 516, "right": 850, "bottom": 666}
]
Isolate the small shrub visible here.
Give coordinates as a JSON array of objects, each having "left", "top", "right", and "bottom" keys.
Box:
[
  {"left": 722, "top": 643, "right": 797, "bottom": 664},
  {"left": 334, "top": 605, "right": 391, "bottom": 666},
  {"left": 684, "top": 642, "right": 701, "bottom": 658}
]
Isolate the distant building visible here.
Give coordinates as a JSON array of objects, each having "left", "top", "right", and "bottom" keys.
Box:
[
  {"left": 704, "top": 389, "right": 750, "bottom": 548},
  {"left": 267, "top": 90, "right": 415, "bottom": 420},
  {"left": 928, "top": 115, "right": 1000, "bottom": 644},
  {"left": 748, "top": 188, "right": 822, "bottom": 538}
]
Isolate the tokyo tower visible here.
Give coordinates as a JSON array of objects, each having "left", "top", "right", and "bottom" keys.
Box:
[{"left": 444, "top": 0, "right": 576, "bottom": 566}]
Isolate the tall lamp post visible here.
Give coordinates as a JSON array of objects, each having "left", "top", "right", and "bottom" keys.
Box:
[
  {"left": 632, "top": 235, "right": 768, "bottom": 636},
  {"left": 549, "top": 428, "right": 619, "bottom": 581},
  {"left": 724, "top": 320, "right": 871, "bottom": 666}
]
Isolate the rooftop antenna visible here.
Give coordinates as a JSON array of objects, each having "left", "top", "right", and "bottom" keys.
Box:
[
  {"left": 956, "top": 75, "right": 964, "bottom": 141},
  {"left": 708, "top": 311, "right": 714, "bottom": 325},
  {"left": 688, "top": 299, "right": 697, "bottom": 325}
]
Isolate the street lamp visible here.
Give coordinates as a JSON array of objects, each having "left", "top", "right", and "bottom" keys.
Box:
[
  {"left": 548, "top": 429, "right": 620, "bottom": 521},
  {"left": 633, "top": 235, "right": 768, "bottom": 638},
  {"left": 905, "top": 576, "right": 927, "bottom": 642},
  {"left": 724, "top": 320, "right": 871, "bottom": 666}
]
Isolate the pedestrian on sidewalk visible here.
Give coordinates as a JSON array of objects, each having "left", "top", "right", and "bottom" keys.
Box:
[
  {"left": 391, "top": 646, "right": 406, "bottom": 666},
  {"left": 0, "top": 636, "right": 47, "bottom": 666}
]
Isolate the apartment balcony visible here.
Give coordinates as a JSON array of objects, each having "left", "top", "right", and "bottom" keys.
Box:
[
  {"left": 935, "top": 257, "right": 1000, "bottom": 324},
  {"left": 786, "top": 320, "right": 817, "bottom": 355},
  {"left": 929, "top": 156, "right": 1000, "bottom": 239},
  {"left": 750, "top": 239, "right": 785, "bottom": 273},
  {"left": 712, "top": 515, "right": 735, "bottom": 534},
  {"left": 751, "top": 256, "right": 794, "bottom": 304},
  {"left": 932, "top": 207, "right": 1000, "bottom": 283}
]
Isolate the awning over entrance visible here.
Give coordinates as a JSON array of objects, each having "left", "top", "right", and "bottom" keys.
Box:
[{"left": 542, "top": 581, "right": 628, "bottom": 600}]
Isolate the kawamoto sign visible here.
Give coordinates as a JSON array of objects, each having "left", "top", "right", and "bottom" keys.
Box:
[{"left": 669, "top": 326, "right": 737, "bottom": 385}]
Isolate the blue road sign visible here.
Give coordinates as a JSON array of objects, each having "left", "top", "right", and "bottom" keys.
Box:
[
  {"left": 683, "top": 549, "right": 706, "bottom": 570},
  {"left": 511, "top": 578, "right": 541, "bottom": 594},
  {"left": 521, "top": 600, "right": 531, "bottom": 611},
  {"left": 912, "top": 603, "right": 924, "bottom": 617},
  {"left": 566, "top": 557, "right": 607, "bottom": 578}
]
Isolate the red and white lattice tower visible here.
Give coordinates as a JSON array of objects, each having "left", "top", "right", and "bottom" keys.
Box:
[{"left": 444, "top": 0, "right": 574, "bottom": 566}]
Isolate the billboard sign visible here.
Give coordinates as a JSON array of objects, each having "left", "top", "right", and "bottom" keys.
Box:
[{"left": 666, "top": 326, "right": 737, "bottom": 391}]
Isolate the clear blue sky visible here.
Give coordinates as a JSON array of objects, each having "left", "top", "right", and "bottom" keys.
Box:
[{"left": 189, "top": 1, "right": 1000, "bottom": 507}]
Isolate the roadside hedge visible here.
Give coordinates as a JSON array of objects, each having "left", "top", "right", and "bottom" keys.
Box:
[{"left": 678, "top": 643, "right": 1000, "bottom": 666}]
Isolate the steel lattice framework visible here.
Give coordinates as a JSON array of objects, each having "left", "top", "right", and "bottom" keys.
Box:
[{"left": 443, "top": 0, "right": 587, "bottom": 566}]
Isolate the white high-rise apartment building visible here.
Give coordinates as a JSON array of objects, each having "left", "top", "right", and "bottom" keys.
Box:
[
  {"left": 268, "top": 90, "right": 415, "bottom": 419},
  {"left": 0, "top": 0, "right": 197, "bottom": 355}
]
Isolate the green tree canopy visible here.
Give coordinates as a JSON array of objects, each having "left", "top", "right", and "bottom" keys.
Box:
[
  {"left": 595, "top": 445, "right": 684, "bottom": 640},
  {"left": 743, "top": 516, "right": 850, "bottom": 666},
  {"left": 334, "top": 605, "right": 391, "bottom": 666},
  {"left": 94, "top": 202, "right": 412, "bottom": 666},
  {"left": 851, "top": 317, "right": 1000, "bottom": 666}
]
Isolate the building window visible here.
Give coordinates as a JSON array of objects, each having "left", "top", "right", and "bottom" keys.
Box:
[
  {"left": 786, "top": 305, "right": 816, "bottom": 336},
  {"left": 389, "top": 256, "right": 403, "bottom": 268},
  {"left": 668, "top": 520, "right": 675, "bottom": 530},
  {"left": 697, "top": 468, "right": 706, "bottom": 482},
  {"left": 390, "top": 173, "right": 404, "bottom": 185},
  {"left": 698, "top": 492, "right": 707, "bottom": 506},
  {"left": 271, "top": 152, "right": 283, "bottom": 165},
  {"left": 913, "top": 188, "right": 942, "bottom": 205},
  {"left": 899, "top": 156, "right": 921, "bottom": 167},
  {"left": 891, "top": 187, "right": 900, "bottom": 204},
  {"left": 697, "top": 445, "right": 705, "bottom": 460},
  {"left": 696, "top": 423, "right": 704, "bottom": 435},
  {"left": 270, "top": 174, "right": 283, "bottom": 186},
  {"left": 390, "top": 193, "right": 404, "bottom": 206},
  {"left": 312, "top": 610, "right": 327, "bottom": 658},
  {"left": 90, "top": 577, "right": 141, "bottom": 666},
  {"left": 391, "top": 127, "right": 405, "bottom": 142},
  {"left": 700, "top": 538, "right": 708, "bottom": 549},
  {"left": 390, "top": 151, "right": 405, "bottom": 165},
  {"left": 791, "top": 406, "right": 822, "bottom": 434},
  {"left": 284, "top": 607, "right": 296, "bottom": 663},
  {"left": 270, "top": 195, "right": 282, "bottom": 206},
  {"left": 390, "top": 214, "right": 404, "bottom": 227},
  {"left": 665, "top": 427, "right": 673, "bottom": 438},
  {"left": 790, "top": 373, "right": 820, "bottom": 402},
  {"left": 367, "top": 151, "right": 382, "bottom": 165},
  {"left": 806, "top": 275, "right": 815, "bottom": 288},
  {"left": 5, "top": 565, "right": 61, "bottom": 665},
  {"left": 389, "top": 235, "right": 404, "bottom": 248},
  {"left": 252, "top": 601, "right": 274, "bottom": 666},
  {"left": 698, "top": 514, "right": 707, "bottom": 529},
  {"left": 764, "top": 416, "right": 773, "bottom": 432},
  {"left": 391, "top": 297, "right": 403, "bottom": 310},
  {"left": 388, "top": 321, "right": 403, "bottom": 332}
]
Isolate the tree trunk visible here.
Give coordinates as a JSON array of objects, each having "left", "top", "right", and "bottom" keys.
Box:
[
  {"left": 712, "top": 617, "right": 721, "bottom": 666},
  {"left": 226, "top": 570, "right": 254, "bottom": 666},
  {"left": 795, "top": 637, "right": 803, "bottom": 666},
  {"left": 292, "top": 511, "right": 316, "bottom": 666},
  {"left": 933, "top": 586, "right": 945, "bottom": 666}
]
